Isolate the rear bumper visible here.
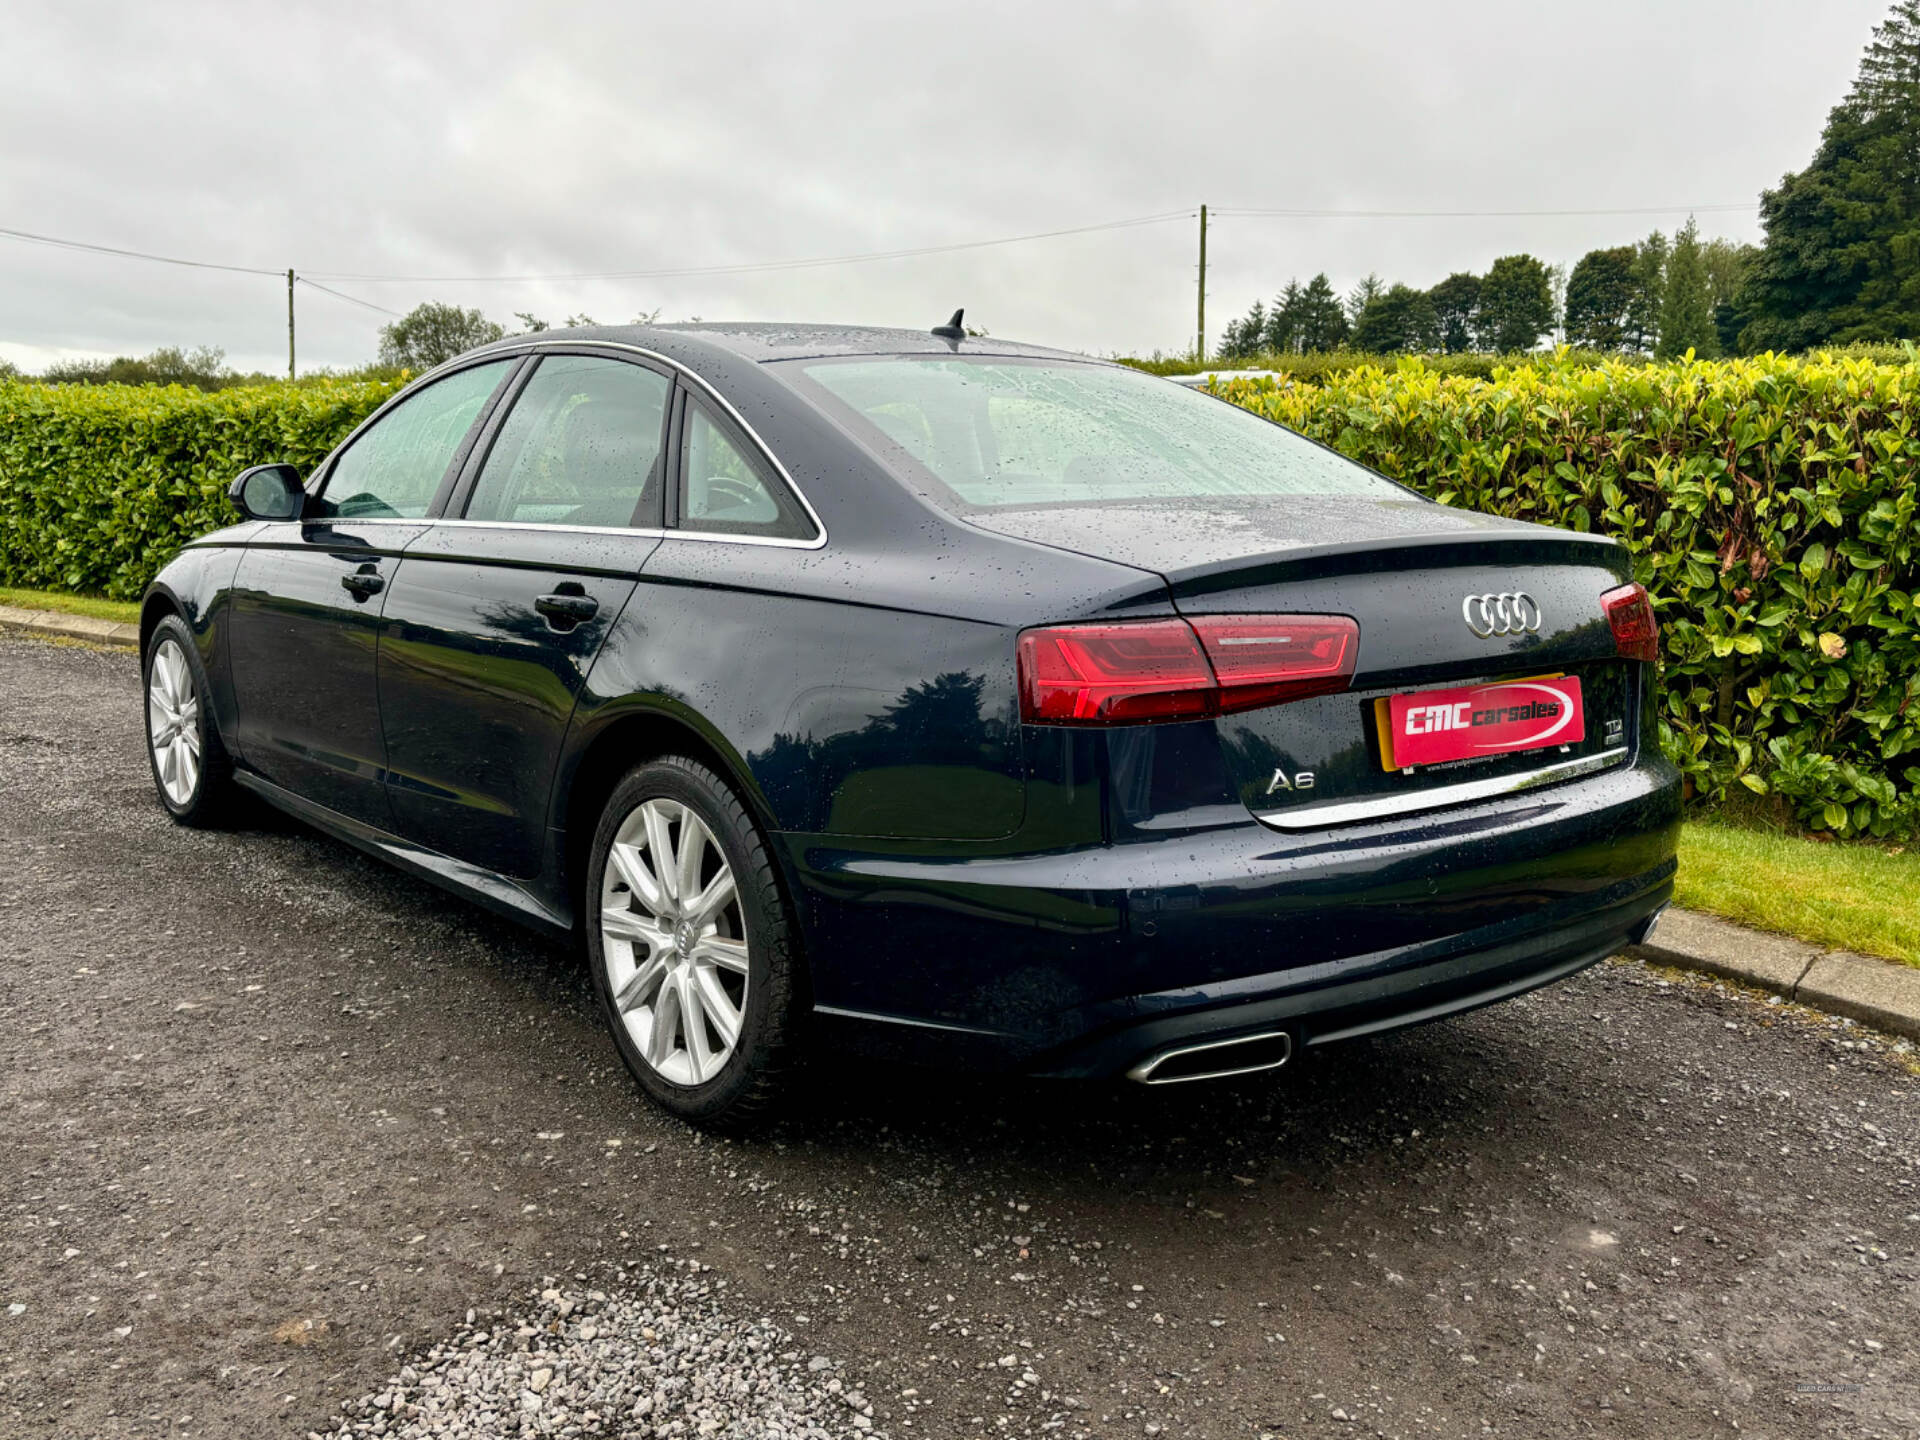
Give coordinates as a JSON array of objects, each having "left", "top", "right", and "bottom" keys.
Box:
[
  {"left": 1030, "top": 873, "right": 1666, "bottom": 1078},
  {"left": 786, "top": 752, "right": 1681, "bottom": 1078}
]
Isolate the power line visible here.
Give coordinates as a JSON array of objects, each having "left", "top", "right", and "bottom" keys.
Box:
[
  {"left": 295, "top": 275, "right": 400, "bottom": 317},
  {"left": 0, "top": 202, "right": 1765, "bottom": 370},
  {"left": 1216, "top": 202, "right": 1756, "bottom": 219},
  {"left": 0, "top": 224, "right": 284, "bottom": 276},
  {"left": 299, "top": 210, "right": 1200, "bottom": 283},
  {"left": 0, "top": 210, "right": 1197, "bottom": 288},
  {"left": 0, "top": 202, "right": 1759, "bottom": 294}
]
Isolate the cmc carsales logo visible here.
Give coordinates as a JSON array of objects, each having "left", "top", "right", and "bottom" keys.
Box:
[
  {"left": 1388, "top": 676, "right": 1588, "bottom": 767},
  {"left": 1402, "top": 681, "right": 1576, "bottom": 747},
  {"left": 1462, "top": 591, "right": 1542, "bottom": 637}
]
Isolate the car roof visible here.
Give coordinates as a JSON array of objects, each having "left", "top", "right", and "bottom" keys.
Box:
[{"left": 468, "top": 321, "right": 1105, "bottom": 368}]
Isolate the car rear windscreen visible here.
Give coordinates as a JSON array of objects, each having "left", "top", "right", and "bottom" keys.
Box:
[{"left": 791, "top": 356, "right": 1403, "bottom": 510}]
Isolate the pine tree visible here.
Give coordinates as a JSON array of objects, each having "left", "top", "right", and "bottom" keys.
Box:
[
  {"left": 1740, "top": 1, "right": 1920, "bottom": 348},
  {"left": 1624, "top": 231, "right": 1668, "bottom": 354},
  {"left": 1220, "top": 300, "right": 1267, "bottom": 360},
  {"left": 1243, "top": 299, "right": 1268, "bottom": 356},
  {"left": 1657, "top": 217, "right": 1719, "bottom": 357},
  {"left": 1265, "top": 281, "right": 1303, "bottom": 353},
  {"left": 1345, "top": 274, "right": 1386, "bottom": 327},
  {"left": 1295, "top": 274, "right": 1351, "bottom": 352}
]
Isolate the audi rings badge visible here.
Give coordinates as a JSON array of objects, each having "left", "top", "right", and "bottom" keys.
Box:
[{"left": 1462, "top": 591, "right": 1542, "bottom": 638}]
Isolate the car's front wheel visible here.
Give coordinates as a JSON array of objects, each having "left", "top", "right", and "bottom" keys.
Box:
[
  {"left": 143, "top": 615, "right": 238, "bottom": 826},
  {"left": 585, "top": 756, "right": 800, "bottom": 1128}
]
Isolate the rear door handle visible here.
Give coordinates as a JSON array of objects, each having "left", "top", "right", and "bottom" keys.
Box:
[
  {"left": 341, "top": 564, "right": 385, "bottom": 601},
  {"left": 535, "top": 591, "right": 600, "bottom": 625}
]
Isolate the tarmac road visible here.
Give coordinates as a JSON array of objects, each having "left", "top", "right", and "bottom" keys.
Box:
[{"left": 2, "top": 633, "right": 1916, "bottom": 1439}]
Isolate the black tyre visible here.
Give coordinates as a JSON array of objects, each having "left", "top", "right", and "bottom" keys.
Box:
[
  {"left": 585, "top": 756, "right": 801, "bottom": 1128},
  {"left": 143, "top": 615, "right": 239, "bottom": 826}
]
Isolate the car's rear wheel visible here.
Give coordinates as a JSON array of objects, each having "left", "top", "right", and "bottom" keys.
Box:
[
  {"left": 143, "top": 616, "right": 237, "bottom": 826},
  {"left": 585, "top": 756, "right": 800, "bottom": 1128}
]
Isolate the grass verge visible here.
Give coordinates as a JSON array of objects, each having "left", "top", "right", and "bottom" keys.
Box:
[
  {"left": 0, "top": 587, "right": 141, "bottom": 624},
  {"left": 1676, "top": 819, "right": 1920, "bottom": 967}
]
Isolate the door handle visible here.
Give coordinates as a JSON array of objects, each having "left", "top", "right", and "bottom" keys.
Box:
[
  {"left": 535, "top": 591, "right": 600, "bottom": 626},
  {"left": 340, "top": 564, "right": 385, "bottom": 601}
]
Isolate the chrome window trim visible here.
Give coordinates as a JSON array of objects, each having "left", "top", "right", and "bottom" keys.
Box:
[
  {"left": 401, "top": 339, "right": 828, "bottom": 551},
  {"left": 1254, "top": 747, "right": 1630, "bottom": 831},
  {"left": 297, "top": 514, "right": 816, "bottom": 551},
  {"left": 424, "top": 517, "right": 819, "bottom": 550},
  {"left": 272, "top": 515, "right": 424, "bottom": 523}
]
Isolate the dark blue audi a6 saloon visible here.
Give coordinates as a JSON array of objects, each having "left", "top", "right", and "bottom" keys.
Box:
[{"left": 140, "top": 320, "right": 1680, "bottom": 1125}]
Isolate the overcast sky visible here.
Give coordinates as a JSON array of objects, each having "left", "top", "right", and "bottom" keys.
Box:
[{"left": 0, "top": 0, "right": 1889, "bottom": 373}]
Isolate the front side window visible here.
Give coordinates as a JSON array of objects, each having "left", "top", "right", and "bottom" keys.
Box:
[
  {"left": 790, "top": 357, "right": 1403, "bottom": 511},
  {"left": 321, "top": 360, "right": 513, "bottom": 519},
  {"left": 678, "top": 401, "right": 815, "bottom": 540},
  {"left": 464, "top": 355, "right": 672, "bottom": 527}
]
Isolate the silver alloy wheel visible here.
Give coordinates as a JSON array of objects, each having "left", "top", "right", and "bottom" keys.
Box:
[
  {"left": 147, "top": 637, "right": 202, "bottom": 807},
  {"left": 599, "top": 797, "right": 750, "bottom": 1086}
]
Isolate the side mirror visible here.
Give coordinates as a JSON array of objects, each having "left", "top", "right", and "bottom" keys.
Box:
[{"left": 229, "top": 464, "right": 306, "bottom": 522}]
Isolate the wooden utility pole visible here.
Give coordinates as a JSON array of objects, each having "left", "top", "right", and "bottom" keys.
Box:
[
  {"left": 287, "top": 269, "right": 296, "bottom": 379},
  {"left": 1196, "top": 204, "right": 1208, "bottom": 363}
]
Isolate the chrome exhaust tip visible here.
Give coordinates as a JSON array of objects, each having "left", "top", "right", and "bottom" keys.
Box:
[
  {"left": 1631, "top": 903, "right": 1670, "bottom": 946},
  {"left": 1126, "top": 1029, "right": 1294, "bottom": 1085}
]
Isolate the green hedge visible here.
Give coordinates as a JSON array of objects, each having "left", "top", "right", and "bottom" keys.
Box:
[
  {"left": 1116, "top": 348, "right": 1641, "bottom": 382},
  {"left": 0, "top": 376, "right": 401, "bottom": 601},
  {"left": 6, "top": 353, "right": 1919, "bottom": 839},
  {"left": 1118, "top": 341, "right": 1918, "bottom": 383},
  {"left": 1215, "top": 349, "right": 1920, "bottom": 838}
]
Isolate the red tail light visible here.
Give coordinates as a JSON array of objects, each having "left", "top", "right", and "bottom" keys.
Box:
[
  {"left": 1600, "top": 582, "right": 1659, "bottom": 663},
  {"left": 1188, "top": 615, "right": 1359, "bottom": 713},
  {"left": 1017, "top": 615, "right": 1359, "bottom": 725},
  {"left": 1017, "top": 621, "right": 1216, "bottom": 723}
]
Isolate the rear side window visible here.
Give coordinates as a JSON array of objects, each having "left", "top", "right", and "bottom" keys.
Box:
[
  {"left": 321, "top": 360, "right": 513, "bottom": 519},
  {"left": 792, "top": 356, "right": 1400, "bottom": 511},
  {"left": 464, "top": 356, "right": 671, "bottom": 528},
  {"left": 678, "top": 400, "right": 816, "bottom": 540}
]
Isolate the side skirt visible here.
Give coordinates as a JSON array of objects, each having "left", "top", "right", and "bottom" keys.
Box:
[{"left": 233, "top": 771, "right": 575, "bottom": 942}]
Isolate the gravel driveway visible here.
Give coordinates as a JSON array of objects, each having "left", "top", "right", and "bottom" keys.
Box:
[{"left": 2, "top": 633, "right": 1916, "bottom": 1439}]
